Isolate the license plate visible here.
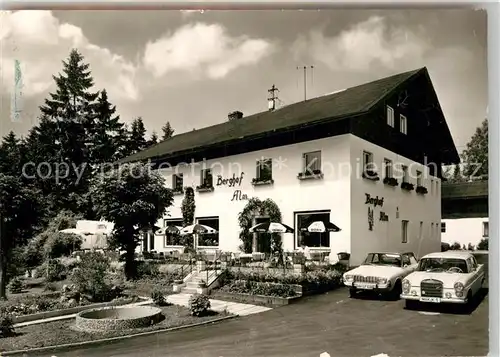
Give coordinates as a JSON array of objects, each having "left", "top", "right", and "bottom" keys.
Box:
[
  {"left": 420, "top": 297, "right": 441, "bottom": 303},
  {"left": 355, "top": 283, "right": 375, "bottom": 289}
]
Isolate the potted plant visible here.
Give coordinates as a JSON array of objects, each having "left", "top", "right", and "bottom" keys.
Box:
[
  {"left": 362, "top": 169, "right": 380, "bottom": 181},
  {"left": 416, "top": 186, "right": 428, "bottom": 194},
  {"left": 383, "top": 177, "right": 398, "bottom": 186},
  {"left": 401, "top": 182, "right": 415, "bottom": 191}
]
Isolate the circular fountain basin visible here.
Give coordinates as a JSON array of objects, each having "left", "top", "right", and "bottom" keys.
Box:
[{"left": 75, "top": 306, "right": 163, "bottom": 331}]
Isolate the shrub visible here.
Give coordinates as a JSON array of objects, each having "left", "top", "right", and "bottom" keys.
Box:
[
  {"left": 43, "top": 282, "right": 58, "bottom": 292},
  {"left": 8, "top": 277, "right": 23, "bottom": 294},
  {"left": 70, "top": 252, "right": 115, "bottom": 302},
  {"left": 39, "top": 259, "right": 67, "bottom": 282},
  {"left": 136, "top": 261, "right": 160, "bottom": 278},
  {"left": 188, "top": 293, "right": 211, "bottom": 317},
  {"left": 0, "top": 313, "right": 14, "bottom": 338},
  {"left": 151, "top": 287, "right": 166, "bottom": 306},
  {"left": 220, "top": 280, "right": 297, "bottom": 298}
]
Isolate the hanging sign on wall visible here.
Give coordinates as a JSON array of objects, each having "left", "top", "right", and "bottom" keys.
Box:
[{"left": 379, "top": 212, "right": 389, "bottom": 222}]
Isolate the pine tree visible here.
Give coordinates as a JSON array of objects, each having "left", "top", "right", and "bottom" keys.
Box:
[
  {"left": 128, "top": 117, "right": 148, "bottom": 154},
  {"left": 148, "top": 131, "right": 158, "bottom": 147},
  {"left": 0, "top": 131, "right": 24, "bottom": 177},
  {"left": 161, "top": 121, "right": 175, "bottom": 140},
  {"left": 30, "top": 49, "right": 99, "bottom": 215},
  {"left": 89, "top": 89, "right": 126, "bottom": 165}
]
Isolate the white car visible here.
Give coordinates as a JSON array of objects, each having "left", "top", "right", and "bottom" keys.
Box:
[
  {"left": 343, "top": 252, "right": 419, "bottom": 299},
  {"left": 401, "top": 251, "right": 486, "bottom": 309}
]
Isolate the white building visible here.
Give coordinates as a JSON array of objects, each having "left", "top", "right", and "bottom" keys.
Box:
[
  {"left": 123, "top": 68, "right": 459, "bottom": 266},
  {"left": 441, "top": 181, "right": 488, "bottom": 248}
]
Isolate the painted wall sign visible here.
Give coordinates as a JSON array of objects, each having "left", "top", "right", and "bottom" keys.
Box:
[
  {"left": 217, "top": 173, "right": 244, "bottom": 187},
  {"left": 368, "top": 207, "right": 374, "bottom": 231},
  {"left": 231, "top": 190, "right": 248, "bottom": 201},
  {"left": 379, "top": 212, "right": 389, "bottom": 222},
  {"left": 365, "top": 193, "right": 384, "bottom": 207}
]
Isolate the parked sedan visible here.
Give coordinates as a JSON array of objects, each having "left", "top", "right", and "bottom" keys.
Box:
[
  {"left": 343, "top": 252, "right": 419, "bottom": 299},
  {"left": 401, "top": 251, "right": 485, "bottom": 309}
]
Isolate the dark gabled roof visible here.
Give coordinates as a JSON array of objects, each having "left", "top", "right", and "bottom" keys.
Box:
[
  {"left": 120, "top": 68, "right": 423, "bottom": 163},
  {"left": 441, "top": 181, "right": 488, "bottom": 199}
]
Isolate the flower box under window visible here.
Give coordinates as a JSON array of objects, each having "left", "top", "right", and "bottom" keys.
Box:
[
  {"left": 362, "top": 170, "right": 380, "bottom": 181},
  {"left": 297, "top": 169, "right": 323, "bottom": 180},
  {"left": 252, "top": 178, "right": 274, "bottom": 186},
  {"left": 416, "top": 185, "right": 428, "bottom": 195},
  {"left": 401, "top": 182, "right": 414, "bottom": 191},
  {"left": 383, "top": 177, "right": 398, "bottom": 186},
  {"left": 196, "top": 184, "right": 214, "bottom": 193}
]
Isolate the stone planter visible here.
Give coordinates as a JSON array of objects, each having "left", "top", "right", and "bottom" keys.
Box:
[{"left": 172, "top": 279, "right": 185, "bottom": 293}]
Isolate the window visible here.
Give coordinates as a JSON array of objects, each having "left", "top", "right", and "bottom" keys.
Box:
[
  {"left": 419, "top": 221, "right": 423, "bottom": 240},
  {"left": 431, "top": 223, "right": 434, "bottom": 238},
  {"left": 483, "top": 221, "right": 489, "bottom": 237},
  {"left": 409, "top": 255, "right": 418, "bottom": 265},
  {"left": 441, "top": 222, "right": 446, "bottom": 233},
  {"left": 172, "top": 173, "right": 183, "bottom": 192},
  {"left": 256, "top": 158, "right": 273, "bottom": 181},
  {"left": 200, "top": 169, "right": 213, "bottom": 187},
  {"left": 296, "top": 211, "right": 330, "bottom": 248},
  {"left": 416, "top": 170, "right": 422, "bottom": 187},
  {"left": 384, "top": 159, "right": 393, "bottom": 178},
  {"left": 303, "top": 151, "right": 321, "bottom": 173},
  {"left": 163, "top": 218, "right": 183, "bottom": 246},
  {"left": 402, "top": 165, "right": 409, "bottom": 183},
  {"left": 197, "top": 217, "right": 219, "bottom": 247},
  {"left": 363, "top": 151, "right": 374, "bottom": 171},
  {"left": 400, "top": 114, "right": 407, "bottom": 134},
  {"left": 430, "top": 179, "right": 434, "bottom": 194},
  {"left": 387, "top": 106, "right": 394, "bottom": 127},
  {"left": 401, "top": 220, "right": 409, "bottom": 243}
]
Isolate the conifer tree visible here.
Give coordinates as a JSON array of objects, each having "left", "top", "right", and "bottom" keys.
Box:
[
  {"left": 161, "top": 121, "right": 175, "bottom": 140},
  {"left": 128, "top": 117, "right": 148, "bottom": 154}
]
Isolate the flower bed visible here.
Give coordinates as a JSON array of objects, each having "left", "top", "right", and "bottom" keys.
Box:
[{"left": 215, "top": 268, "right": 343, "bottom": 301}]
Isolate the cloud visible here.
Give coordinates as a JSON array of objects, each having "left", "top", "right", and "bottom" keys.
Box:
[
  {"left": 0, "top": 10, "right": 139, "bottom": 101},
  {"left": 292, "top": 16, "right": 430, "bottom": 72},
  {"left": 143, "top": 22, "right": 273, "bottom": 79}
]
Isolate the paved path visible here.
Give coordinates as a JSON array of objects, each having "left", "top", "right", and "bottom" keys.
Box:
[
  {"left": 27, "top": 287, "right": 489, "bottom": 357},
  {"left": 166, "top": 293, "right": 272, "bottom": 316},
  {"left": 13, "top": 299, "right": 154, "bottom": 328}
]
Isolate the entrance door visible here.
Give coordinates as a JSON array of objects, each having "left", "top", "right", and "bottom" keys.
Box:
[
  {"left": 255, "top": 217, "right": 271, "bottom": 253},
  {"left": 149, "top": 233, "right": 155, "bottom": 251}
]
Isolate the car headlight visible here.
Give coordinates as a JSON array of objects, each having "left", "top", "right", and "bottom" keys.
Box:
[
  {"left": 344, "top": 274, "right": 353, "bottom": 282},
  {"left": 402, "top": 279, "right": 411, "bottom": 294},
  {"left": 454, "top": 282, "right": 464, "bottom": 292},
  {"left": 377, "top": 278, "right": 388, "bottom": 284}
]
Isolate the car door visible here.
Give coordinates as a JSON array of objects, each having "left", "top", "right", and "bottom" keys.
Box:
[{"left": 468, "top": 256, "right": 483, "bottom": 294}]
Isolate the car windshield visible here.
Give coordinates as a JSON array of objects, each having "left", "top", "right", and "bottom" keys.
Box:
[
  {"left": 362, "top": 253, "right": 402, "bottom": 267},
  {"left": 417, "top": 258, "right": 468, "bottom": 273}
]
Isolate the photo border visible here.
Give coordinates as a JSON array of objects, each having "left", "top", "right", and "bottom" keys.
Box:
[{"left": 0, "top": 1, "right": 497, "bottom": 356}]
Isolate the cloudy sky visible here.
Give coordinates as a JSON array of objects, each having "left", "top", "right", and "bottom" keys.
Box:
[{"left": 0, "top": 9, "right": 487, "bottom": 152}]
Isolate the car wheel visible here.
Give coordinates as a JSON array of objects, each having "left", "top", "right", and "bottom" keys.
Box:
[
  {"left": 349, "top": 288, "right": 357, "bottom": 298},
  {"left": 390, "top": 280, "right": 402, "bottom": 300}
]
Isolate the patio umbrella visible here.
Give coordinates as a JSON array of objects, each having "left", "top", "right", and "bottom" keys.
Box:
[
  {"left": 180, "top": 224, "right": 217, "bottom": 235},
  {"left": 155, "top": 225, "right": 183, "bottom": 235},
  {"left": 301, "top": 221, "right": 341, "bottom": 233},
  {"left": 250, "top": 222, "right": 294, "bottom": 233}
]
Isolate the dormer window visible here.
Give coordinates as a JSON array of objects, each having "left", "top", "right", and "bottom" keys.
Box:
[
  {"left": 400, "top": 114, "right": 407, "bottom": 134},
  {"left": 386, "top": 106, "right": 394, "bottom": 127}
]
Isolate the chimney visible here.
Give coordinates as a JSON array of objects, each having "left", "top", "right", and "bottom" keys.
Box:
[{"left": 228, "top": 111, "right": 244, "bottom": 121}]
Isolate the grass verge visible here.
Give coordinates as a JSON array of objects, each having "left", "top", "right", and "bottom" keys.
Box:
[{"left": 0, "top": 304, "right": 232, "bottom": 352}]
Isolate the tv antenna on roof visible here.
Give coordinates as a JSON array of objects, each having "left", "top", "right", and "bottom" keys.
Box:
[{"left": 296, "top": 65, "right": 314, "bottom": 101}]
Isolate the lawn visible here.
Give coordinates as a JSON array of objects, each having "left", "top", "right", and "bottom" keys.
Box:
[{"left": 0, "top": 304, "right": 232, "bottom": 352}]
